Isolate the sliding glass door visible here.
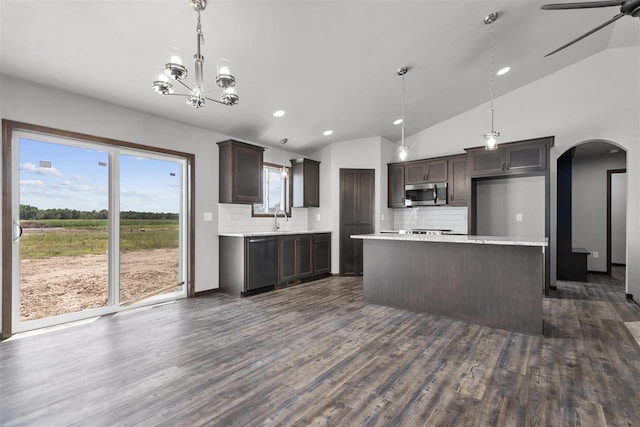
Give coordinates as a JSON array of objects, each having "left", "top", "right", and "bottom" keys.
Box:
[
  {"left": 11, "top": 131, "right": 188, "bottom": 333},
  {"left": 14, "top": 137, "right": 111, "bottom": 324},
  {"left": 119, "top": 154, "right": 185, "bottom": 306}
]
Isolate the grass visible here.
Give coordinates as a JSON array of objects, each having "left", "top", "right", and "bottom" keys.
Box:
[{"left": 20, "top": 219, "right": 179, "bottom": 259}]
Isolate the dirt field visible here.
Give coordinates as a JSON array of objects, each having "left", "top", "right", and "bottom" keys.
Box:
[{"left": 19, "top": 248, "right": 180, "bottom": 321}]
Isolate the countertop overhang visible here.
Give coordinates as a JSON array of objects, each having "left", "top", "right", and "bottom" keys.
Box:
[
  {"left": 351, "top": 233, "right": 547, "bottom": 247},
  {"left": 220, "top": 230, "right": 332, "bottom": 237}
]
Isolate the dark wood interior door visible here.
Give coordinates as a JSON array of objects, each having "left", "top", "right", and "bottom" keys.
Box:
[{"left": 340, "top": 169, "right": 375, "bottom": 276}]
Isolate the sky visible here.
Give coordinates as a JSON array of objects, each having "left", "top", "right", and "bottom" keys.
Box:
[{"left": 19, "top": 137, "right": 181, "bottom": 213}]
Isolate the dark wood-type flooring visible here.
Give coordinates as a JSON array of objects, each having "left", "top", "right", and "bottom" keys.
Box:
[{"left": 1, "top": 267, "right": 639, "bottom": 426}]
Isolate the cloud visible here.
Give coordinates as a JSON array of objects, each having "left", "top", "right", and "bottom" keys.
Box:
[
  {"left": 20, "top": 180, "right": 46, "bottom": 188},
  {"left": 60, "top": 180, "right": 72, "bottom": 187},
  {"left": 72, "top": 174, "right": 86, "bottom": 181},
  {"left": 20, "top": 162, "right": 63, "bottom": 177}
]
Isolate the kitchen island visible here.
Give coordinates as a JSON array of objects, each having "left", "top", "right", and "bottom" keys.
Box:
[{"left": 351, "top": 233, "right": 547, "bottom": 335}]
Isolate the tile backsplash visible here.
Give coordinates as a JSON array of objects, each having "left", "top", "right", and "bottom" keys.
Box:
[
  {"left": 393, "top": 206, "right": 468, "bottom": 234},
  {"left": 218, "top": 204, "right": 308, "bottom": 233}
]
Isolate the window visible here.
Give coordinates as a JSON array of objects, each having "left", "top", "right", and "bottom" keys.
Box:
[{"left": 252, "top": 162, "right": 290, "bottom": 216}]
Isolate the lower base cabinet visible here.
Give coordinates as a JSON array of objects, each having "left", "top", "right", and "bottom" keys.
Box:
[
  {"left": 313, "top": 233, "right": 331, "bottom": 276},
  {"left": 219, "top": 233, "right": 331, "bottom": 297},
  {"left": 278, "top": 234, "right": 314, "bottom": 284}
]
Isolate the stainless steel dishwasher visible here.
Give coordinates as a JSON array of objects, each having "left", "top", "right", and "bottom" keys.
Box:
[{"left": 246, "top": 236, "right": 279, "bottom": 293}]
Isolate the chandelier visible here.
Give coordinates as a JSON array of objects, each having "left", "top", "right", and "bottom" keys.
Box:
[
  {"left": 483, "top": 12, "right": 500, "bottom": 151},
  {"left": 152, "top": 0, "right": 239, "bottom": 108},
  {"left": 397, "top": 66, "right": 410, "bottom": 161}
]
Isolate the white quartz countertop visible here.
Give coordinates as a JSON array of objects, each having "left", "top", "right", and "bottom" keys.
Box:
[
  {"left": 351, "top": 233, "right": 547, "bottom": 247},
  {"left": 219, "top": 230, "right": 332, "bottom": 237}
]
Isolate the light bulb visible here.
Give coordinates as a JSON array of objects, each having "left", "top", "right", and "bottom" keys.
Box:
[
  {"left": 217, "top": 59, "right": 232, "bottom": 76},
  {"left": 484, "top": 131, "right": 500, "bottom": 151},
  {"left": 397, "top": 145, "right": 409, "bottom": 161},
  {"left": 167, "top": 48, "right": 184, "bottom": 66}
]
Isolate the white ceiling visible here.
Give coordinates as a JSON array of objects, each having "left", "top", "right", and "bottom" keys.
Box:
[{"left": 1, "top": 1, "right": 639, "bottom": 155}]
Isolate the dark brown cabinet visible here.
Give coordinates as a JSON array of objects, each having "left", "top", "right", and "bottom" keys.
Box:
[
  {"left": 405, "top": 159, "right": 447, "bottom": 185},
  {"left": 505, "top": 141, "right": 546, "bottom": 172},
  {"left": 278, "top": 234, "right": 314, "bottom": 284},
  {"left": 340, "top": 169, "right": 375, "bottom": 276},
  {"left": 220, "top": 232, "right": 331, "bottom": 296},
  {"left": 447, "top": 155, "right": 468, "bottom": 206},
  {"left": 313, "top": 233, "right": 331, "bottom": 276},
  {"left": 468, "top": 139, "right": 547, "bottom": 177},
  {"left": 387, "top": 163, "right": 405, "bottom": 208},
  {"left": 217, "top": 139, "right": 264, "bottom": 204},
  {"left": 291, "top": 158, "right": 320, "bottom": 207}
]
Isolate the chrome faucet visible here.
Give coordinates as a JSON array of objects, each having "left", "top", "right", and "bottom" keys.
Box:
[{"left": 274, "top": 209, "right": 288, "bottom": 231}]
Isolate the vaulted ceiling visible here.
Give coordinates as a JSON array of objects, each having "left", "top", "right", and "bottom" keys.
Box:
[{"left": 1, "top": 1, "right": 638, "bottom": 154}]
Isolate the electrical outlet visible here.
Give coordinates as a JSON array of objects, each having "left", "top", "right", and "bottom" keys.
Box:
[
  {"left": 381, "top": 213, "right": 385, "bottom": 221},
  {"left": 203, "top": 212, "right": 213, "bottom": 222},
  {"left": 516, "top": 213, "right": 523, "bottom": 222},
  {"left": 316, "top": 214, "right": 321, "bottom": 221},
  {"left": 592, "top": 251, "right": 599, "bottom": 259}
]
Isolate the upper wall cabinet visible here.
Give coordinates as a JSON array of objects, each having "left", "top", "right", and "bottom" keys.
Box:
[
  {"left": 447, "top": 155, "right": 468, "bottom": 206},
  {"left": 467, "top": 139, "right": 548, "bottom": 177},
  {"left": 291, "top": 158, "right": 320, "bottom": 207},
  {"left": 388, "top": 163, "right": 405, "bottom": 208},
  {"left": 404, "top": 159, "right": 447, "bottom": 185},
  {"left": 217, "top": 139, "right": 264, "bottom": 204}
]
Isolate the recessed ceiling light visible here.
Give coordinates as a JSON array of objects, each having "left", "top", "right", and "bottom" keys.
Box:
[
  {"left": 273, "top": 110, "right": 286, "bottom": 117},
  {"left": 323, "top": 130, "right": 333, "bottom": 136},
  {"left": 393, "top": 118, "right": 403, "bottom": 125},
  {"left": 496, "top": 66, "right": 511, "bottom": 76}
]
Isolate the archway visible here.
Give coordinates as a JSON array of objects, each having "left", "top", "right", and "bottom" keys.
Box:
[{"left": 556, "top": 140, "right": 627, "bottom": 290}]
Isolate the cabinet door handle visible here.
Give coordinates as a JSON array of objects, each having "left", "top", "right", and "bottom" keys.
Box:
[
  {"left": 506, "top": 163, "right": 510, "bottom": 169},
  {"left": 502, "top": 162, "right": 505, "bottom": 170}
]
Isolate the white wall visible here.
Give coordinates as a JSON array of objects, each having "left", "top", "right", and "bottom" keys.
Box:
[
  {"left": 308, "top": 137, "right": 392, "bottom": 273},
  {"left": 612, "top": 173, "right": 627, "bottom": 265},
  {"left": 476, "top": 176, "right": 545, "bottom": 238},
  {"left": 0, "top": 75, "right": 227, "bottom": 294},
  {"left": 398, "top": 47, "right": 639, "bottom": 298},
  {"left": 572, "top": 150, "right": 626, "bottom": 271}
]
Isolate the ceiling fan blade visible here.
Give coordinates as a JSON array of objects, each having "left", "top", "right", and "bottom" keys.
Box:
[
  {"left": 544, "top": 12, "right": 625, "bottom": 57},
  {"left": 541, "top": 1, "right": 624, "bottom": 9}
]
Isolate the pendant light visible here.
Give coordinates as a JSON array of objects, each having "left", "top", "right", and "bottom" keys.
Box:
[
  {"left": 397, "top": 66, "right": 410, "bottom": 161},
  {"left": 483, "top": 12, "right": 500, "bottom": 151},
  {"left": 280, "top": 138, "right": 289, "bottom": 178}
]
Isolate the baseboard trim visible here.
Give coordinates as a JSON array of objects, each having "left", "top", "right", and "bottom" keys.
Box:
[
  {"left": 587, "top": 270, "right": 608, "bottom": 275},
  {"left": 612, "top": 263, "right": 626, "bottom": 267},
  {"left": 194, "top": 288, "right": 222, "bottom": 297}
]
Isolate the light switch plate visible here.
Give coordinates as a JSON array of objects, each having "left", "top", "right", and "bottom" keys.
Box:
[
  {"left": 516, "top": 213, "right": 523, "bottom": 222},
  {"left": 593, "top": 251, "right": 599, "bottom": 259}
]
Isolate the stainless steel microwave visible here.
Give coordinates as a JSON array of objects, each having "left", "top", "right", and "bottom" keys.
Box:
[{"left": 405, "top": 182, "right": 447, "bottom": 206}]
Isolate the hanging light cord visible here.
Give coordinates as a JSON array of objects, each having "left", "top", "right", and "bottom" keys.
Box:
[
  {"left": 488, "top": 21, "right": 496, "bottom": 131},
  {"left": 401, "top": 72, "right": 406, "bottom": 146}
]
